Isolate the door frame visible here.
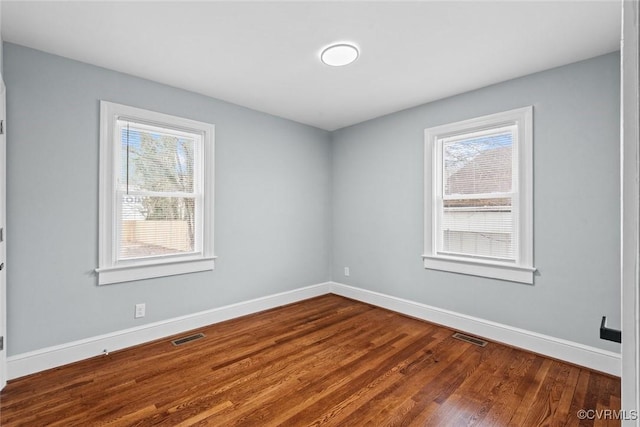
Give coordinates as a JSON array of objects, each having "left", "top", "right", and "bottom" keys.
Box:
[
  {"left": 621, "top": 1, "right": 640, "bottom": 425},
  {"left": 0, "top": 77, "right": 6, "bottom": 390}
]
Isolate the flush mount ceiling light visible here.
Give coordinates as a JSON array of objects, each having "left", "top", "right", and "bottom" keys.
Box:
[{"left": 320, "top": 43, "right": 359, "bottom": 67}]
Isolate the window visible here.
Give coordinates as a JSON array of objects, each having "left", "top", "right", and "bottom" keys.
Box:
[
  {"left": 97, "top": 101, "right": 215, "bottom": 285},
  {"left": 423, "top": 106, "right": 534, "bottom": 284}
]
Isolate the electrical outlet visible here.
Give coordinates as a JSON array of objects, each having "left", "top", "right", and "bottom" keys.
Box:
[
  {"left": 135, "top": 303, "right": 146, "bottom": 319},
  {"left": 344, "top": 267, "right": 350, "bottom": 277}
]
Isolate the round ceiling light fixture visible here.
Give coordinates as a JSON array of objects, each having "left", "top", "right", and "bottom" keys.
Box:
[{"left": 320, "top": 43, "right": 359, "bottom": 67}]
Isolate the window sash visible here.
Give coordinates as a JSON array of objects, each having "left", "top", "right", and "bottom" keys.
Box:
[
  {"left": 113, "top": 118, "right": 205, "bottom": 265},
  {"left": 442, "top": 192, "right": 513, "bottom": 201},
  {"left": 116, "top": 119, "right": 204, "bottom": 140},
  {"left": 435, "top": 197, "right": 518, "bottom": 262},
  {"left": 115, "top": 119, "right": 203, "bottom": 195},
  {"left": 113, "top": 129, "right": 204, "bottom": 263},
  {"left": 114, "top": 192, "right": 204, "bottom": 264},
  {"left": 433, "top": 120, "right": 522, "bottom": 265},
  {"left": 440, "top": 124, "right": 517, "bottom": 144}
]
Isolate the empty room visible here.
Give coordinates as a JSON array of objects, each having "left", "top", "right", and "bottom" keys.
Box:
[{"left": 0, "top": 1, "right": 638, "bottom": 426}]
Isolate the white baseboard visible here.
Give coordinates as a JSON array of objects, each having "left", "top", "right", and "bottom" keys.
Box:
[
  {"left": 7, "top": 282, "right": 331, "bottom": 380},
  {"left": 7, "top": 280, "right": 621, "bottom": 380},
  {"left": 329, "top": 282, "right": 621, "bottom": 376}
]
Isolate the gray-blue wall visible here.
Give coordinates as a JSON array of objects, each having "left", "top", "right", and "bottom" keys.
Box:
[
  {"left": 3, "top": 42, "right": 621, "bottom": 357},
  {"left": 331, "top": 52, "right": 621, "bottom": 352},
  {"left": 4, "top": 43, "right": 332, "bottom": 355}
]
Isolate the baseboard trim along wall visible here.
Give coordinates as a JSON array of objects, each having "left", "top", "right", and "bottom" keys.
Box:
[
  {"left": 329, "top": 282, "right": 621, "bottom": 377},
  {"left": 7, "top": 282, "right": 332, "bottom": 380},
  {"left": 7, "top": 281, "right": 621, "bottom": 379}
]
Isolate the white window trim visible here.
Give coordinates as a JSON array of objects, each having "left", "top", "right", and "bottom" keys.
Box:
[
  {"left": 423, "top": 106, "right": 535, "bottom": 284},
  {"left": 96, "top": 101, "right": 216, "bottom": 285}
]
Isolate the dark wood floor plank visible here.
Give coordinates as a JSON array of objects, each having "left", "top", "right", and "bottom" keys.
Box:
[
  {"left": 0, "top": 295, "right": 620, "bottom": 426},
  {"left": 239, "top": 330, "right": 433, "bottom": 425},
  {"left": 283, "top": 335, "right": 442, "bottom": 425},
  {"left": 449, "top": 347, "right": 534, "bottom": 426},
  {"left": 347, "top": 341, "right": 486, "bottom": 426},
  {"left": 151, "top": 306, "right": 396, "bottom": 423},
  {"left": 381, "top": 343, "right": 490, "bottom": 425}
]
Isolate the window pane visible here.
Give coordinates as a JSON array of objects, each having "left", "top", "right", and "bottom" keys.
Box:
[
  {"left": 120, "top": 195, "right": 196, "bottom": 259},
  {"left": 119, "top": 121, "right": 195, "bottom": 193},
  {"left": 444, "top": 130, "right": 512, "bottom": 196},
  {"left": 441, "top": 198, "right": 514, "bottom": 260}
]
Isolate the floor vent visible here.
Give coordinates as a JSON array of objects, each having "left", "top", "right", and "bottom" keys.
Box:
[
  {"left": 452, "top": 332, "right": 488, "bottom": 347},
  {"left": 172, "top": 333, "right": 205, "bottom": 346}
]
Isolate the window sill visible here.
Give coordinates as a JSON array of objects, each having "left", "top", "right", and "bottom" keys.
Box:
[
  {"left": 422, "top": 254, "right": 535, "bottom": 284},
  {"left": 96, "top": 256, "right": 217, "bottom": 285}
]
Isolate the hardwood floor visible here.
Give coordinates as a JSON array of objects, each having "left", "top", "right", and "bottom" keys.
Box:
[{"left": 0, "top": 295, "right": 620, "bottom": 426}]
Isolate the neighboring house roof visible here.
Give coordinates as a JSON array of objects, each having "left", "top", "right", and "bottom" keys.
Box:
[{"left": 445, "top": 146, "right": 512, "bottom": 196}]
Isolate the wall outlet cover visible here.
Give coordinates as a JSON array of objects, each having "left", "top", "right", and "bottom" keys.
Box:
[{"left": 135, "top": 303, "right": 146, "bottom": 319}]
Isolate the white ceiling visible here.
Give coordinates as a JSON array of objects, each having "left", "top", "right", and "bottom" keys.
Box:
[{"left": 1, "top": 1, "right": 621, "bottom": 131}]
